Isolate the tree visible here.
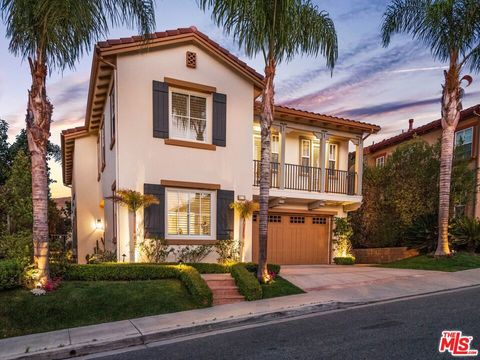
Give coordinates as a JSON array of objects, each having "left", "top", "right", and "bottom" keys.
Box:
[
  {"left": 1, "top": 0, "right": 156, "bottom": 283},
  {"left": 0, "top": 119, "right": 10, "bottom": 185},
  {"left": 110, "top": 189, "right": 159, "bottom": 262},
  {"left": 381, "top": 0, "right": 480, "bottom": 256},
  {"left": 199, "top": 0, "right": 338, "bottom": 281},
  {"left": 230, "top": 200, "right": 258, "bottom": 261}
]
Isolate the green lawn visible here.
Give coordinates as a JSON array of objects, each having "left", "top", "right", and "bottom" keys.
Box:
[
  {"left": 377, "top": 252, "right": 480, "bottom": 272},
  {"left": 261, "top": 276, "right": 304, "bottom": 299},
  {"left": 0, "top": 279, "right": 203, "bottom": 338}
]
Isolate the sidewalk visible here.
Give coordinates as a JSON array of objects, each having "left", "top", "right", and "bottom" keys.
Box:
[{"left": 1, "top": 267, "right": 480, "bottom": 360}]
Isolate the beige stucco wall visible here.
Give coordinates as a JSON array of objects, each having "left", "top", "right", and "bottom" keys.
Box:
[
  {"left": 115, "top": 44, "right": 255, "bottom": 262},
  {"left": 72, "top": 136, "right": 103, "bottom": 264}
]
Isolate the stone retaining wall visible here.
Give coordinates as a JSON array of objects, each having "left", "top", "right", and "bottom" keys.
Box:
[{"left": 353, "top": 247, "right": 419, "bottom": 264}]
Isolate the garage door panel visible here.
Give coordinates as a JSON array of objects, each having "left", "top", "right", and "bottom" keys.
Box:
[{"left": 252, "top": 214, "right": 330, "bottom": 265}]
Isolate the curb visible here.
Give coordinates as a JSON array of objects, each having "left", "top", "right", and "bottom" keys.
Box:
[{"left": 7, "top": 283, "right": 480, "bottom": 360}]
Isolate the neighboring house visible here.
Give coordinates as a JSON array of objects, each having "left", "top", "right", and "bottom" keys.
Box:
[
  {"left": 364, "top": 104, "right": 480, "bottom": 218},
  {"left": 61, "top": 27, "right": 380, "bottom": 265}
]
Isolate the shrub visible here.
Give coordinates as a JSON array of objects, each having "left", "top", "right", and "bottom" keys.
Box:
[
  {"left": 183, "top": 262, "right": 231, "bottom": 274},
  {"left": 333, "top": 256, "right": 355, "bottom": 265},
  {"left": 0, "top": 260, "right": 22, "bottom": 290},
  {"left": 175, "top": 245, "right": 212, "bottom": 263},
  {"left": 451, "top": 217, "right": 480, "bottom": 252},
  {"left": 403, "top": 213, "right": 439, "bottom": 253},
  {"left": 0, "top": 231, "right": 32, "bottom": 266},
  {"left": 230, "top": 263, "right": 262, "bottom": 301},
  {"left": 140, "top": 237, "right": 175, "bottom": 263},
  {"left": 64, "top": 263, "right": 212, "bottom": 306},
  {"left": 333, "top": 217, "right": 353, "bottom": 258},
  {"left": 242, "top": 262, "right": 281, "bottom": 275},
  {"left": 214, "top": 239, "right": 239, "bottom": 264}
]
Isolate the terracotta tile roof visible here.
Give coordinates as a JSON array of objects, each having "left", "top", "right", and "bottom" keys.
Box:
[
  {"left": 97, "top": 26, "right": 264, "bottom": 82},
  {"left": 364, "top": 104, "right": 480, "bottom": 154},
  {"left": 273, "top": 104, "right": 380, "bottom": 131}
]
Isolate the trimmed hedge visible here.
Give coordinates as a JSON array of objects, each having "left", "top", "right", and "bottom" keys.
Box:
[
  {"left": 65, "top": 264, "right": 212, "bottom": 306},
  {"left": 242, "top": 262, "right": 281, "bottom": 275},
  {"left": 0, "top": 260, "right": 22, "bottom": 290},
  {"left": 333, "top": 256, "right": 356, "bottom": 265},
  {"left": 230, "top": 263, "right": 262, "bottom": 301}
]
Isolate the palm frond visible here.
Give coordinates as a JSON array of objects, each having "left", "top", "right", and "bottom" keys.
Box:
[
  {"left": 198, "top": 0, "right": 338, "bottom": 68},
  {"left": 110, "top": 189, "right": 159, "bottom": 212},
  {"left": 1, "top": 0, "right": 155, "bottom": 70},
  {"left": 230, "top": 200, "right": 258, "bottom": 219}
]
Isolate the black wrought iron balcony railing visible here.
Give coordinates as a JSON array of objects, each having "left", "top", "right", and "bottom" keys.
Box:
[{"left": 253, "top": 160, "right": 357, "bottom": 195}]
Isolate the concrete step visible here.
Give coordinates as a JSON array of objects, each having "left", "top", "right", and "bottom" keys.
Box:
[{"left": 202, "top": 273, "right": 245, "bottom": 306}]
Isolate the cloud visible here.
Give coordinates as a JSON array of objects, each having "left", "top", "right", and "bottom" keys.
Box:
[
  {"left": 280, "top": 41, "right": 426, "bottom": 111},
  {"left": 52, "top": 78, "right": 89, "bottom": 104},
  {"left": 338, "top": 91, "right": 480, "bottom": 118}
]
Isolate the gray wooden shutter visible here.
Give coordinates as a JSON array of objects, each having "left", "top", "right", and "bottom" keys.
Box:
[
  {"left": 144, "top": 184, "right": 165, "bottom": 238},
  {"left": 212, "top": 93, "right": 227, "bottom": 146},
  {"left": 153, "top": 81, "right": 169, "bottom": 138},
  {"left": 217, "top": 189, "right": 234, "bottom": 240}
]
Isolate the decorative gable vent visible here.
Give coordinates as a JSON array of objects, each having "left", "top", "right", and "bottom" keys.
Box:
[{"left": 186, "top": 51, "right": 197, "bottom": 68}]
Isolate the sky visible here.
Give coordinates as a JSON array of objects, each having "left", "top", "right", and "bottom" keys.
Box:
[{"left": 1, "top": 0, "right": 479, "bottom": 198}]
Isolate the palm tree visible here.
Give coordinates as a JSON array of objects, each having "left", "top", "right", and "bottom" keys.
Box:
[
  {"left": 1, "top": 0, "right": 156, "bottom": 283},
  {"left": 230, "top": 200, "right": 258, "bottom": 261},
  {"left": 199, "top": 0, "right": 337, "bottom": 281},
  {"left": 382, "top": 0, "right": 480, "bottom": 256},
  {"left": 111, "top": 189, "right": 159, "bottom": 262}
]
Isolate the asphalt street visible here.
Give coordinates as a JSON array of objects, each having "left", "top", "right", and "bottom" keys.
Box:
[{"left": 96, "top": 286, "right": 480, "bottom": 360}]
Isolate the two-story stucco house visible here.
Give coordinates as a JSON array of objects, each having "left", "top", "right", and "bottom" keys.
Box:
[{"left": 61, "top": 27, "right": 380, "bottom": 265}]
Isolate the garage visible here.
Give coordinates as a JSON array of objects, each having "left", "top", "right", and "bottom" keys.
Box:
[{"left": 252, "top": 213, "right": 331, "bottom": 265}]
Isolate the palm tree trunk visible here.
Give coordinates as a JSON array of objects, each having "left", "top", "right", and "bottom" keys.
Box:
[
  {"left": 26, "top": 55, "right": 52, "bottom": 284},
  {"left": 131, "top": 211, "right": 137, "bottom": 262},
  {"left": 257, "top": 56, "right": 276, "bottom": 282},
  {"left": 436, "top": 61, "right": 461, "bottom": 257}
]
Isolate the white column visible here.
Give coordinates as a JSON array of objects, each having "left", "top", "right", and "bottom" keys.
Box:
[
  {"left": 354, "top": 136, "right": 364, "bottom": 195},
  {"left": 279, "top": 123, "right": 286, "bottom": 189},
  {"left": 315, "top": 131, "right": 327, "bottom": 193}
]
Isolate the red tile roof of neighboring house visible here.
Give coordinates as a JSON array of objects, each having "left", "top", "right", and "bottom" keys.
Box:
[{"left": 364, "top": 104, "right": 480, "bottom": 154}]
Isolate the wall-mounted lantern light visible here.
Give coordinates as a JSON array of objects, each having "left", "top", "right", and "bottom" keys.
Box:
[
  {"left": 95, "top": 218, "right": 104, "bottom": 231},
  {"left": 237, "top": 195, "right": 246, "bottom": 201}
]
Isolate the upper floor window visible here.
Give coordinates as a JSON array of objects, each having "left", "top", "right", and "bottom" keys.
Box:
[
  {"left": 301, "top": 139, "right": 311, "bottom": 167},
  {"left": 271, "top": 134, "right": 280, "bottom": 163},
  {"left": 328, "top": 143, "right": 337, "bottom": 169},
  {"left": 455, "top": 127, "right": 473, "bottom": 160},
  {"left": 170, "top": 89, "right": 208, "bottom": 142},
  {"left": 109, "top": 87, "right": 115, "bottom": 148},
  {"left": 166, "top": 188, "right": 215, "bottom": 239},
  {"left": 375, "top": 155, "right": 385, "bottom": 168}
]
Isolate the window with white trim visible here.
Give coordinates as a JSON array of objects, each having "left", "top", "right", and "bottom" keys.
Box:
[
  {"left": 170, "top": 89, "right": 209, "bottom": 142},
  {"left": 328, "top": 143, "right": 337, "bottom": 170},
  {"left": 166, "top": 188, "right": 215, "bottom": 239},
  {"left": 300, "top": 139, "right": 311, "bottom": 175},
  {"left": 271, "top": 134, "right": 280, "bottom": 163},
  {"left": 375, "top": 155, "right": 385, "bottom": 167},
  {"left": 455, "top": 127, "right": 473, "bottom": 160}
]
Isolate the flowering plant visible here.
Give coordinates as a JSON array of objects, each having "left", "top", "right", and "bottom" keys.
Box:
[
  {"left": 44, "top": 277, "right": 62, "bottom": 292},
  {"left": 31, "top": 288, "right": 46, "bottom": 296}
]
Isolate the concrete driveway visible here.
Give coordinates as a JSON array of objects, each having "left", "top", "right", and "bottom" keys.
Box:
[{"left": 281, "top": 265, "right": 439, "bottom": 292}]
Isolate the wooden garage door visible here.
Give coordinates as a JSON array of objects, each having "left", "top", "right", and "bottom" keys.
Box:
[{"left": 252, "top": 214, "right": 331, "bottom": 265}]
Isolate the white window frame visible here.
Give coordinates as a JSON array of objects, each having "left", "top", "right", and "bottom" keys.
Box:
[
  {"left": 165, "top": 188, "right": 216, "bottom": 240},
  {"left": 169, "top": 87, "right": 211, "bottom": 143},
  {"left": 375, "top": 155, "right": 385, "bottom": 167},
  {"left": 327, "top": 143, "right": 338, "bottom": 170},
  {"left": 455, "top": 127, "right": 473, "bottom": 159}
]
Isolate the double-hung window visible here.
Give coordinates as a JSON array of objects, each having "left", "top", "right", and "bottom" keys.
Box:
[
  {"left": 375, "top": 155, "right": 385, "bottom": 168},
  {"left": 170, "top": 89, "right": 208, "bottom": 142},
  {"left": 166, "top": 188, "right": 215, "bottom": 239},
  {"left": 300, "top": 139, "right": 311, "bottom": 175},
  {"left": 328, "top": 143, "right": 337, "bottom": 173},
  {"left": 455, "top": 127, "right": 473, "bottom": 160}
]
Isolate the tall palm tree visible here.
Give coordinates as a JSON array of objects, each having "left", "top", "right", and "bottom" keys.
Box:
[
  {"left": 1, "top": 0, "right": 156, "bottom": 283},
  {"left": 382, "top": 0, "right": 480, "bottom": 256},
  {"left": 110, "top": 189, "right": 159, "bottom": 262},
  {"left": 199, "top": 0, "right": 338, "bottom": 281},
  {"left": 230, "top": 200, "right": 258, "bottom": 261}
]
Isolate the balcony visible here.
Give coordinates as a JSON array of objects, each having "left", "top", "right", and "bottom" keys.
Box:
[{"left": 253, "top": 160, "right": 358, "bottom": 195}]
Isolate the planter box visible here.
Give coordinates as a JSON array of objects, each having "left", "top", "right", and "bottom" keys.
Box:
[{"left": 353, "top": 247, "right": 419, "bottom": 264}]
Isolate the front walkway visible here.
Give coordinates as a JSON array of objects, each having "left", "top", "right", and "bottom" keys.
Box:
[{"left": 2, "top": 266, "right": 480, "bottom": 359}]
